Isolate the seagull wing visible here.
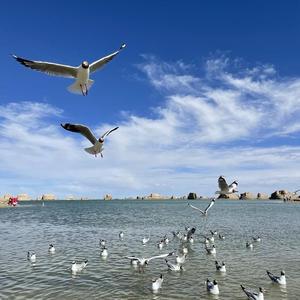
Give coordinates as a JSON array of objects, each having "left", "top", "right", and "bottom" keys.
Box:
[
  {"left": 101, "top": 127, "right": 119, "bottom": 139},
  {"left": 204, "top": 199, "right": 215, "bottom": 213},
  {"left": 12, "top": 55, "right": 77, "bottom": 78},
  {"left": 89, "top": 43, "right": 126, "bottom": 73},
  {"left": 147, "top": 252, "right": 173, "bottom": 262},
  {"left": 228, "top": 181, "right": 238, "bottom": 192},
  {"left": 61, "top": 123, "right": 97, "bottom": 145},
  {"left": 241, "top": 285, "right": 258, "bottom": 300},
  {"left": 188, "top": 203, "right": 205, "bottom": 215},
  {"left": 218, "top": 176, "right": 229, "bottom": 192},
  {"left": 267, "top": 270, "right": 280, "bottom": 282}
]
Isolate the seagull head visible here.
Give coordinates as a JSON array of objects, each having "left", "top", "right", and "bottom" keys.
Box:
[
  {"left": 213, "top": 280, "right": 218, "bottom": 285},
  {"left": 98, "top": 137, "right": 104, "bottom": 143},
  {"left": 81, "top": 61, "right": 89, "bottom": 69}
]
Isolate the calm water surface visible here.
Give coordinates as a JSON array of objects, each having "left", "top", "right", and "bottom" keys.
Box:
[{"left": 0, "top": 199, "right": 299, "bottom": 299}]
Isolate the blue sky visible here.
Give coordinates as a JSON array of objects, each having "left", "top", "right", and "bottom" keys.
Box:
[{"left": 1, "top": 1, "right": 300, "bottom": 198}]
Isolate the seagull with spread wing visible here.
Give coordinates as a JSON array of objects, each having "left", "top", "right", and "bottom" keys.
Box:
[
  {"left": 216, "top": 176, "right": 238, "bottom": 195},
  {"left": 188, "top": 198, "right": 215, "bottom": 216},
  {"left": 61, "top": 123, "right": 118, "bottom": 157},
  {"left": 125, "top": 251, "right": 175, "bottom": 267},
  {"left": 12, "top": 43, "right": 126, "bottom": 96}
]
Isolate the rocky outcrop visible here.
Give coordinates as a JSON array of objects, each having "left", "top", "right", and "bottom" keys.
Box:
[
  {"left": 270, "top": 190, "right": 289, "bottom": 199},
  {"left": 239, "top": 192, "right": 255, "bottom": 200},
  {"left": 187, "top": 193, "right": 197, "bottom": 200},
  {"left": 218, "top": 193, "right": 239, "bottom": 200},
  {"left": 257, "top": 193, "right": 269, "bottom": 200}
]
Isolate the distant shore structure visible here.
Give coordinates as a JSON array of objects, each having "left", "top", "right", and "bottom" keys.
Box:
[{"left": 41, "top": 194, "right": 56, "bottom": 201}]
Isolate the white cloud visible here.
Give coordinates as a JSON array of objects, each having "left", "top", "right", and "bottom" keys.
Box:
[{"left": 1, "top": 56, "right": 300, "bottom": 198}]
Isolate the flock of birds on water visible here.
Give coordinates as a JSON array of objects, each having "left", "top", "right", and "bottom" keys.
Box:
[
  {"left": 24, "top": 176, "right": 288, "bottom": 299},
  {"left": 11, "top": 45, "right": 289, "bottom": 299}
]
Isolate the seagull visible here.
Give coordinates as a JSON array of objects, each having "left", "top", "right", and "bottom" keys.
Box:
[
  {"left": 99, "top": 239, "right": 106, "bottom": 247},
  {"left": 13, "top": 43, "right": 126, "bottom": 96},
  {"left": 266, "top": 270, "right": 286, "bottom": 285},
  {"left": 172, "top": 231, "right": 183, "bottom": 239},
  {"left": 219, "top": 234, "right": 225, "bottom": 240},
  {"left": 119, "top": 231, "right": 124, "bottom": 239},
  {"left": 152, "top": 274, "right": 163, "bottom": 292},
  {"left": 246, "top": 241, "right": 253, "bottom": 249},
  {"left": 165, "top": 260, "right": 184, "bottom": 271},
  {"left": 163, "top": 236, "right": 169, "bottom": 244},
  {"left": 27, "top": 251, "right": 36, "bottom": 262},
  {"left": 216, "top": 176, "right": 238, "bottom": 194},
  {"left": 61, "top": 123, "right": 118, "bottom": 157},
  {"left": 188, "top": 236, "right": 194, "bottom": 244},
  {"left": 252, "top": 236, "right": 261, "bottom": 242},
  {"left": 206, "top": 279, "right": 220, "bottom": 295},
  {"left": 210, "top": 230, "right": 218, "bottom": 236},
  {"left": 182, "top": 246, "right": 189, "bottom": 254},
  {"left": 182, "top": 234, "right": 188, "bottom": 242},
  {"left": 142, "top": 236, "right": 150, "bottom": 245},
  {"left": 241, "top": 285, "right": 264, "bottom": 300},
  {"left": 100, "top": 247, "right": 108, "bottom": 257},
  {"left": 125, "top": 252, "right": 174, "bottom": 267},
  {"left": 157, "top": 240, "right": 164, "bottom": 249},
  {"left": 71, "top": 260, "right": 88, "bottom": 273},
  {"left": 48, "top": 244, "right": 55, "bottom": 254},
  {"left": 188, "top": 199, "right": 215, "bottom": 216},
  {"left": 187, "top": 227, "right": 196, "bottom": 239},
  {"left": 205, "top": 245, "right": 216, "bottom": 255},
  {"left": 176, "top": 253, "right": 186, "bottom": 264},
  {"left": 215, "top": 261, "right": 226, "bottom": 272}
]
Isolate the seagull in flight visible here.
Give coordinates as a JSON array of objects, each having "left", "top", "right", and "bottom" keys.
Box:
[
  {"left": 266, "top": 270, "right": 286, "bottom": 285},
  {"left": 241, "top": 285, "right": 264, "bottom": 300},
  {"left": 12, "top": 43, "right": 126, "bottom": 96},
  {"left": 125, "top": 252, "right": 174, "bottom": 267},
  {"left": 61, "top": 123, "right": 118, "bottom": 157},
  {"left": 188, "top": 198, "right": 215, "bottom": 216},
  {"left": 216, "top": 176, "right": 238, "bottom": 195}
]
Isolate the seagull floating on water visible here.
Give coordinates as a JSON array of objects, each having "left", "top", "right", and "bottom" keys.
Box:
[
  {"left": 246, "top": 241, "right": 253, "bottom": 249},
  {"left": 205, "top": 245, "right": 216, "bottom": 255},
  {"left": 165, "top": 259, "right": 184, "bottom": 271},
  {"left": 152, "top": 274, "right": 163, "bottom": 292},
  {"left": 176, "top": 253, "right": 186, "bottom": 264},
  {"left": 252, "top": 236, "right": 261, "bottom": 242},
  {"left": 215, "top": 261, "right": 226, "bottom": 272},
  {"left": 13, "top": 44, "right": 126, "bottom": 96},
  {"left": 206, "top": 279, "right": 220, "bottom": 295},
  {"left": 241, "top": 285, "right": 264, "bottom": 300},
  {"left": 188, "top": 198, "right": 215, "bottom": 216},
  {"left": 100, "top": 239, "right": 106, "bottom": 247},
  {"left": 219, "top": 234, "right": 225, "bottom": 240},
  {"left": 216, "top": 176, "right": 238, "bottom": 195},
  {"left": 182, "top": 246, "right": 188, "bottom": 254},
  {"left": 266, "top": 270, "right": 286, "bottom": 285},
  {"left": 142, "top": 236, "right": 150, "bottom": 245},
  {"left": 48, "top": 244, "right": 55, "bottom": 254},
  {"left": 27, "top": 251, "right": 36, "bottom": 262},
  {"left": 100, "top": 247, "right": 108, "bottom": 257},
  {"left": 61, "top": 123, "right": 118, "bottom": 157},
  {"left": 71, "top": 260, "right": 88, "bottom": 273}
]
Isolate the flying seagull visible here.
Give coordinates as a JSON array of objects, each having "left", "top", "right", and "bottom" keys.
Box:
[
  {"left": 240, "top": 285, "right": 264, "bottom": 300},
  {"left": 12, "top": 43, "right": 126, "bottom": 96},
  {"left": 61, "top": 123, "right": 118, "bottom": 157},
  {"left": 125, "top": 251, "right": 174, "bottom": 267},
  {"left": 188, "top": 199, "right": 215, "bottom": 216},
  {"left": 216, "top": 176, "right": 238, "bottom": 195}
]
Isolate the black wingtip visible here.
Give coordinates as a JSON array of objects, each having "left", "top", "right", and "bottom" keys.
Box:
[{"left": 240, "top": 284, "right": 245, "bottom": 290}]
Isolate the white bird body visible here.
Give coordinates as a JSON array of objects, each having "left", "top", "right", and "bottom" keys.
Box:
[
  {"left": 84, "top": 140, "right": 103, "bottom": 156},
  {"left": 119, "top": 231, "right": 124, "bottom": 239},
  {"left": 48, "top": 244, "right": 55, "bottom": 254},
  {"left": 100, "top": 239, "right": 106, "bottom": 247},
  {"left": 152, "top": 274, "right": 163, "bottom": 291},
  {"left": 206, "top": 279, "right": 220, "bottom": 295},
  {"left": 267, "top": 270, "right": 286, "bottom": 285},
  {"left": 165, "top": 260, "right": 183, "bottom": 271},
  {"left": 206, "top": 245, "right": 216, "bottom": 255},
  {"left": 188, "top": 236, "right": 194, "bottom": 243},
  {"left": 246, "top": 241, "right": 253, "bottom": 249},
  {"left": 215, "top": 261, "right": 226, "bottom": 272},
  {"left": 13, "top": 43, "right": 126, "bottom": 96},
  {"left": 252, "top": 236, "right": 261, "bottom": 242},
  {"left": 142, "top": 236, "right": 150, "bottom": 245},
  {"left": 219, "top": 234, "right": 225, "bottom": 240},
  {"left": 241, "top": 285, "right": 264, "bottom": 300},
  {"left": 27, "top": 251, "right": 36, "bottom": 262},
  {"left": 71, "top": 260, "right": 88, "bottom": 273},
  {"left": 216, "top": 176, "right": 238, "bottom": 195},
  {"left": 158, "top": 241, "right": 164, "bottom": 249},
  {"left": 182, "top": 246, "right": 188, "bottom": 254},
  {"left": 176, "top": 254, "right": 186, "bottom": 264},
  {"left": 163, "top": 237, "right": 169, "bottom": 244},
  {"left": 209, "top": 236, "right": 215, "bottom": 242},
  {"left": 100, "top": 247, "right": 108, "bottom": 257}
]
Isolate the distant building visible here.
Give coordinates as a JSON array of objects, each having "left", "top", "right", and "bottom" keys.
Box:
[
  {"left": 187, "top": 193, "right": 197, "bottom": 200},
  {"left": 17, "top": 193, "right": 31, "bottom": 201},
  {"left": 41, "top": 194, "right": 55, "bottom": 200},
  {"left": 104, "top": 194, "right": 112, "bottom": 200}
]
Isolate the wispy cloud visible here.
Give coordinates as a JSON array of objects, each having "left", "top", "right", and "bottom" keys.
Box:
[{"left": 1, "top": 56, "right": 300, "bottom": 198}]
